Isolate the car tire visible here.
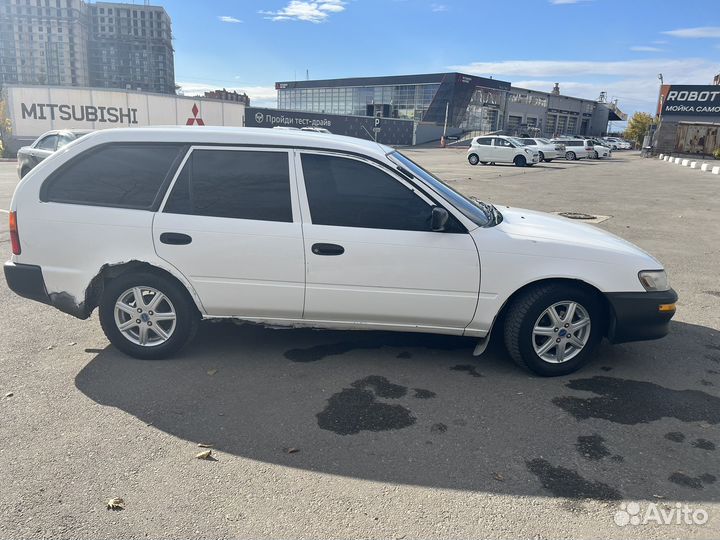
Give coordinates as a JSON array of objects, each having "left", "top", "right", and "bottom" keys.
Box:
[
  {"left": 514, "top": 155, "right": 527, "bottom": 167},
  {"left": 503, "top": 283, "right": 604, "bottom": 376},
  {"left": 538, "top": 151, "right": 545, "bottom": 162},
  {"left": 468, "top": 153, "right": 480, "bottom": 166},
  {"left": 99, "top": 271, "right": 199, "bottom": 360},
  {"left": 566, "top": 151, "right": 577, "bottom": 161},
  {"left": 593, "top": 150, "right": 599, "bottom": 159}
]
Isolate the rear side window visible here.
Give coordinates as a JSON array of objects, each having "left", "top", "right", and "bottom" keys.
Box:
[
  {"left": 301, "top": 153, "right": 432, "bottom": 232},
  {"left": 475, "top": 137, "right": 492, "bottom": 146},
  {"left": 42, "top": 143, "right": 185, "bottom": 209},
  {"left": 163, "top": 149, "right": 293, "bottom": 222}
]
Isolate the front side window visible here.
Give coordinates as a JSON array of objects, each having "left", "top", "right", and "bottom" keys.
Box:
[
  {"left": 43, "top": 143, "right": 185, "bottom": 209},
  {"left": 495, "top": 138, "right": 513, "bottom": 147},
  {"left": 301, "top": 153, "right": 432, "bottom": 232},
  {"left": 164, "top": 149, "right": 292, "bottom": 222},
  {"left": 36, "top": 134, "right": 58, "bottom": 151}
]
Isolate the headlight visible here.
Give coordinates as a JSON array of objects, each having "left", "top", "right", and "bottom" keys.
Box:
[
  {"left": 524, "top": 149, "right": 532, "bottom": 154},
  {"left": 638, "top": 270, "right": 669, "bottom": 292}
]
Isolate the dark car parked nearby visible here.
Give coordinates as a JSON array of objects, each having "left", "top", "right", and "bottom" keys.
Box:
[{"left": 17, "top": 130, "right": 92, "bottom": 179}]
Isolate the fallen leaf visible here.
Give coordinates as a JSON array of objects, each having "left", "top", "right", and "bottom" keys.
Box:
[
  {"left": 46, "top": 345, "right": 54, "bottom": 350},
  {"left": 195, "top": 449, "right": 213, "bottom": 460},
  {"left": 285, "top": 447, "right": 300, "bottom": 454},
  {"left": 106, "top": 497, "right": 124, "bottom": 510},
  {"left": 206, "top": 369, "right": 218, "bottom": 376},
  {"left": 4, "top": 392, "right": 13, "bottom": 399},
  {"left": 493, "top": 472, "right": 505, "bottom": 482},
  {"left": 197, "top": 443, "right": 214, "bottom": 448},
  {"left": 68, "top": 342, "right": 77, "bottom": 346}
]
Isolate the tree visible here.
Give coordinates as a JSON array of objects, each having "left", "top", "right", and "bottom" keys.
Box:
[
  {"left": 0, "top": 98, "right": 12, "bottom": 158},
  {"left": 624, "top": 112, "right": 655, "bottom": 146}
]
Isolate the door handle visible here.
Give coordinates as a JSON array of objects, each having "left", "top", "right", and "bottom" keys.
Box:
[
  {"left": 160, "top": 232, "right": 192, "bottom": 245},
  {"left": 311, "top": 243, "right": 345, "bottom": 256}
]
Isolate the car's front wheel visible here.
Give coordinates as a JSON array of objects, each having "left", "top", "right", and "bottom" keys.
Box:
[
  {"left": 538, "top": 151, "right": 545, "bottom": 162},
  {"left": 468, "top": 153, "right": 480, "bottom": 166},
  {"left": 566, "top": 151, "right": 577, "bottom": 161},
  {"left": 514, "top": 155, "right": 527, "bottom": 167},
  {"left": 99, "top": 272, "right": 199, "bottom": 359},
  {"left": 503, "top": 283, "right": 604, "bottom": 376}
]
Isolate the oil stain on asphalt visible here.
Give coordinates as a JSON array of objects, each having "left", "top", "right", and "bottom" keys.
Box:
[
  {"left": 552, "top": 376, "right": 720, "bottom": 425},
  {"left": 526, "top": 458, "right": 622, "bottom": 500},
  {"left": 668, "top": 472, "right": 717, "bottom": 490},
  {"left": 450, "top": 364, "right": 483, "bottom": 378},
  {"left": 575, "top": 434, "right": 611, "bottom": 460},
  {"left": 316, "top": 375, "right": 417, "bottom": 435}
]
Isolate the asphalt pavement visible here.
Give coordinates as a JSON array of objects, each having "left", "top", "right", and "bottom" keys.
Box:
[{"left": 0, "top": 151, "right": 718, "bottom": 539}]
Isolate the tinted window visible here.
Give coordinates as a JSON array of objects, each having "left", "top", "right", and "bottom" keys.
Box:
[
  {"left": 164, "top": 149, "right": 292, "bottom": 222},
  {"left": 44, "top": 144, "right": 185, "bottom": 208},
  {"left": 475, "top": 137, "right": 492, "bottom": 146},
  {"left": 495, "top": 139, "right": 513, "bottom": 147},
  {"left": 301, "top": 153, "right": 432, "bottom": 231},
  {"left": 519, "top": 139, "right": 535, "bottom": 145},
  {"left": 36, "top": 135, "right": 58, "bottom": 151}
]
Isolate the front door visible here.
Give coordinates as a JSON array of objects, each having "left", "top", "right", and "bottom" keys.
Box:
[
  {"left": 154, "top": 147, "right": 306, "bottom": 318},
  {"left": 295, "top": 151, "right": 480, "bottom": 331}
]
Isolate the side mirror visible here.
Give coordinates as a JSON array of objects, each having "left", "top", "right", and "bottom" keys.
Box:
[{"left": 431, "top": 206, "right": 449, "bottom": 232}]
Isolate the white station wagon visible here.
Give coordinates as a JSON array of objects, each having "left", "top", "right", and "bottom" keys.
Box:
[{"left": 5, "top": 127, "right": 677, "bottom": 376}]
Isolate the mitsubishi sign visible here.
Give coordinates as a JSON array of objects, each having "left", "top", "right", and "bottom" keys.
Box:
[
  {"left": 658, "top": 85, "right": 720, "bottom": 116},
  {"left": 2, "top": 85, "right": 245, "bottom": 151}
]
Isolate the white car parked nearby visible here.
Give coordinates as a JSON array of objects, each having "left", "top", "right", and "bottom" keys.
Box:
[
  {"left": 5, "top": 127, "right": 676, "bottom": 376},
  {"left": 467, "top": 136, "right": 540, "bottom": 167},
  {"left": 551, "top": 138, "right": 595, "bottom": 160},
  {"left": 516, "top": 138, "right": 564, "bottom": 162},
  {"left": 589, "top": 140, "right": 612, "bottom": 159}
]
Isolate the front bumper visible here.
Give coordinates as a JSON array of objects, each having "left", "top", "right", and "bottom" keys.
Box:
[{"left": 605, "top": 288, "right": 678, "bottom": 343}]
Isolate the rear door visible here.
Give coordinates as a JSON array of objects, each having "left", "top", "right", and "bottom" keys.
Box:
[
  {"left": 295, "top": 151, "right": 480, "bottom": 331},
  {"left": 154, "top": 146, "right": 306, "bottom": 318}
]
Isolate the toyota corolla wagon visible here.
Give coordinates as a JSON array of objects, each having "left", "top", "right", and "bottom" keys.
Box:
[{"left": 4, "top": 127, "right": 677, "bottom": 376}]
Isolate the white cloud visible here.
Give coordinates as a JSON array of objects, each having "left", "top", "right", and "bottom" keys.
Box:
[
  {"left": 431, "top": 3, "right": 448, "bottom": 11},
  {"left": 630, "top": 46, "right": 663, "bottom": 52},
  {"left": 218, "top": 15, "right": 242, "bottom": 23},
  {"left": 652, "top": 40, "right": 668, "bottom": 45},
  {"left": 260, "top": 0, "right": 346, "bottom": 23},
  {"left": 177, "top": 82, "right": 278, "bottom": 108},
  {"left": 451, "top": 58, "right": 718, "bottom": 118},
  {"left": 662, "top": 26, "right": 720, "bottom": 38}
]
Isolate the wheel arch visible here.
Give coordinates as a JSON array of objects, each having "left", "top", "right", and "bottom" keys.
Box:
[
  {"left": 489, "top": 277, "right": 611, "bottom": 338},
  {"left": 83, "top": 260, "right": 205, "bottom": 318}
]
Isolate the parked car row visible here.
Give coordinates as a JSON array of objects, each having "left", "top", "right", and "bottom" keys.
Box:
[{"left": 466, "top": 135, "right": 615, "bottom": 166}]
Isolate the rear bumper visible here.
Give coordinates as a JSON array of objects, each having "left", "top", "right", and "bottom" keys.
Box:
[
  {"left": 4, "top": 262, "right": 90, "bottom": 319},
  {"left": 605, "top": 289, "right": 678, "bottom": 343}
]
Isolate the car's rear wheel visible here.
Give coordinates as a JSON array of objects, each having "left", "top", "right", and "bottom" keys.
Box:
[
  {"left": 566, "top": 151, "right": 577, "bottom": 161},
  {"left": 514, "top": 155, "right": 527, "bottom": 167},
  {"left": 538, "top": 151, "right": 545, "bottom": 162},
  {"left": 99, "top": 272, "right": 199, "bottom": 360},
  {"left": 468, "top": 153, "right": 480, "bottom": 166},
  {"left": 503, "top": 283, "right": 604, "bottom": 376},
  {"left": 593, "top": 150, "right": 599, "bottom": 159}
]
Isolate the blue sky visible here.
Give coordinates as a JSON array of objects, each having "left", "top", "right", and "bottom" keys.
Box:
[{"left": 167, "top": 0, "right": 720, "bottom": 120}]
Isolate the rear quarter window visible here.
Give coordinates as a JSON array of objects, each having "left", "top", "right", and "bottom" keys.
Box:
[{"left": 41, "top": 143, "right": 187, "bottom": 210}]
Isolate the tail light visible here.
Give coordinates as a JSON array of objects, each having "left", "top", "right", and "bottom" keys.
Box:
[
  {"left": 9, "top": 211, "right": 21, "bottom": 255},
  {"left": 585, "top": 146, "right": 593, "bottom": 151}
]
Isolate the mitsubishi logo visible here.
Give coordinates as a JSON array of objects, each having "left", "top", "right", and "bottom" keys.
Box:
[
  {"left": 255, "top": 112, "right": 264, "bottom": 123},
  {"left": 186, "top": 104, "right": 205, "bottom": 126}
]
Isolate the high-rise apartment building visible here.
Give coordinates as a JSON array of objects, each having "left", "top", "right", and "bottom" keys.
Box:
[{"left": 0, "top": 0, "right": 175, "bottom": 94}]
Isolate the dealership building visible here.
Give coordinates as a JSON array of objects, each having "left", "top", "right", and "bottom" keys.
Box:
[
  {"left": 653, "top": 84, "right": 720, "bottom": 156},
  {"left": 275, "top": 72, "right": 625, "bottom": 138}
]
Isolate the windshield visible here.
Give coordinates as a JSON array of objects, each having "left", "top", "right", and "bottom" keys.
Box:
[
  {"left": 388, "top": 151, "right": 497, "bottom": 228},
  {"left": 519, "top": 138, "right": 536, "bottom": 146},
  {"left": 537, "top": 138, "right": 551, "bottom": 144},
  {"left": 507, "top": 137, "right": 527, "bottom": 146}
]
